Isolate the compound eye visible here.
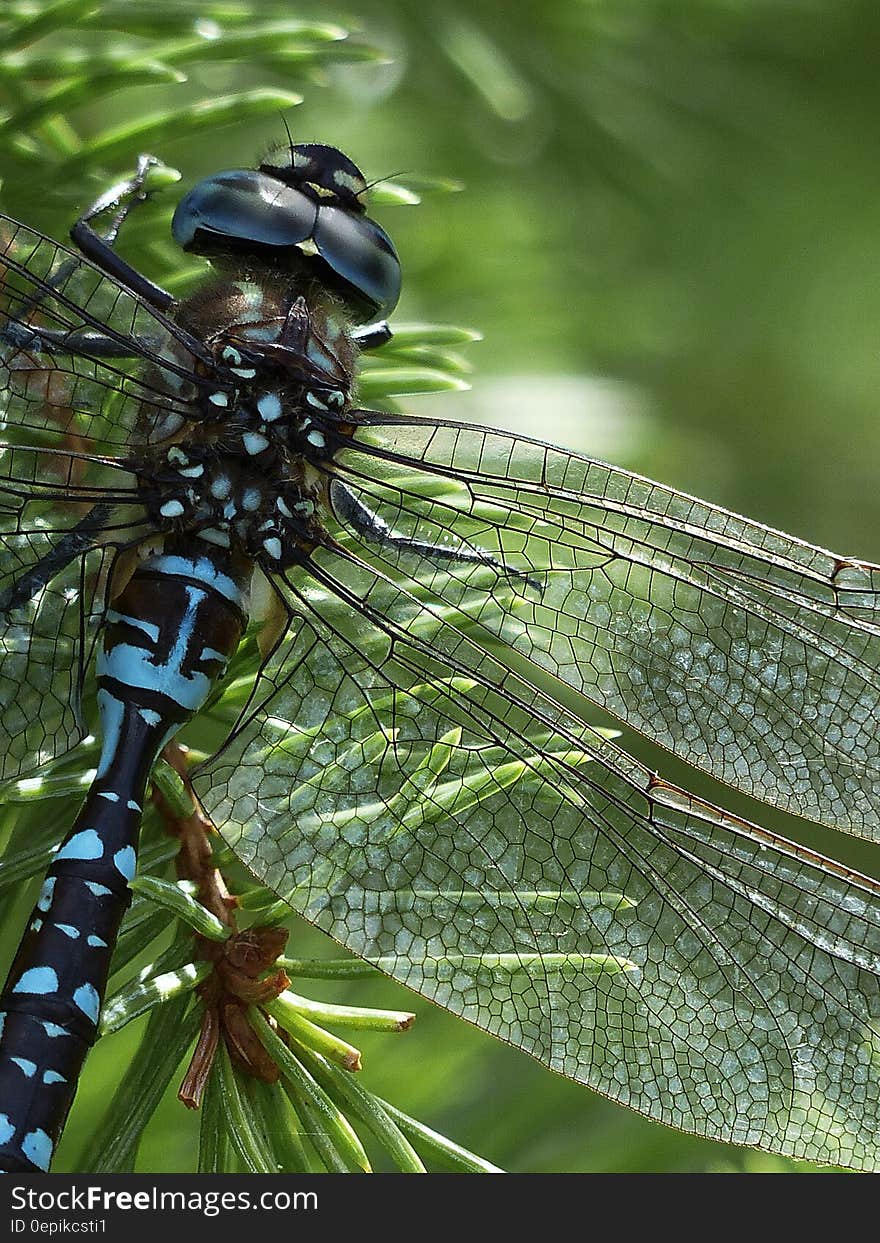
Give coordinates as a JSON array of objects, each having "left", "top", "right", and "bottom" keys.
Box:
[
  {"left": 261, "top": 143, "right": 368, "bottom": 211},
  {"left": 171, "top": 169, "right": 318, "bottom": 251},
  {"left": 313, "top": 206, "right": 402, "bottom": 319}
]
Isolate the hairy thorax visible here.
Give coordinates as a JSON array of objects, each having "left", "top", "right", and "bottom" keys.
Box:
[{"left": 134, "top": 275, "right": 358, "bottom": 570}]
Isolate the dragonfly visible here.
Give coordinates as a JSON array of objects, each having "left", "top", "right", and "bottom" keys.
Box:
[{"left": 0, "top": 141, "right": 879, "bottom": 1175}]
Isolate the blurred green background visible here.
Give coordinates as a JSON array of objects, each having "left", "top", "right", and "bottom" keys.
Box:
[{"left": 3, "top": 0, "right": 880, "bottom": 1173}]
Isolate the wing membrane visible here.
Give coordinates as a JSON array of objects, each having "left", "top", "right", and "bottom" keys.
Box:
[
  {"left": 331, "top": 414, "right": 880, "bottom": 837},
  {"left": 0, "top": 219, "right": 189, "bottom": 778},
  {"left": 0, "top": 542, "right": 118, "bottom": 782},
  {"left": 194, "top": 544, "right": 880, "bottom": 1170},
  {"left": 0, "top": 214, "right": 207, "bottom": 450}
]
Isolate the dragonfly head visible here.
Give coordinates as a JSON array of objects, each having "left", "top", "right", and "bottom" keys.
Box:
[{"left": 170, "top": 145, "right": 401, "bottom": 322}]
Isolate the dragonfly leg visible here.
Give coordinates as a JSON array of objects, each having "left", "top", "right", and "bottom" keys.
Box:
[
  {"left": 1, "top": 322, "right": 162, "bottom": 360},
  {"left": 331, "top": 479, "right": 541, "bottom": 591},
  {"left": 68, "top": 154, "right": 175, "bottom": 311},
  {"left": 350, "top": 320, "right": 393, "bottom": 351},
  {"left": 0, "top": 503, "right": 115, "bottom": 619},
  {"left": 2, "top": 156, "right": 176, "bottom": 352}
]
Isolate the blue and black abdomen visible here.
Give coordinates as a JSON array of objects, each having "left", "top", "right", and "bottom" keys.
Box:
[{"left": 0, "top": 545, "right": 248, "bottom": 1172}]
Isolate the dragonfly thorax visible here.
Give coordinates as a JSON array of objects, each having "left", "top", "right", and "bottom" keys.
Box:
[
  {"left": 139, "top": 361, "right": 341, "bottom": 568},
  {"left": 133, "top": 276, "right": 360, "bottom": 570}
]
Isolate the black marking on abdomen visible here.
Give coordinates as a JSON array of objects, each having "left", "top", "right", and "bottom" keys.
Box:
[{"left": 0, "top": 543, "right": 249, "bottom": 1173}]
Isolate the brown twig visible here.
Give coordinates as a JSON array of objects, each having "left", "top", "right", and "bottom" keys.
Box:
[{"left": 153, "top": 741, "right": 290, "bottom": 1107}]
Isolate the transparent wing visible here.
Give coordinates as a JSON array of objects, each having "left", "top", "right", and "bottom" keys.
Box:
[
  {"left": 0, "top": 481, "right": 154, "bottom": 782},
  {"left": 0, "top": 215, "right": 198, "bottom": 779},
  {"left": 330, "top": 413, "right": 880, "bottom": 838},
  {"left": 0, "top": 543, "right": 114, "bottom": 783},
  {"left": 0, "top": 213, "right": 207, "bottom": 451},
  {"left": 194, "top": 544, "right": 880, "bottom": 1171}
]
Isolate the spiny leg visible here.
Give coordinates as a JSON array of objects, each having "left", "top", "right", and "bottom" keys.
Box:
[
  {"left": 0, "top": 503, "right": 117, "bottom": 619},
  {"left": 1, "top": 321, "right": 166, "bottom": 360},
  {"left": 2, "top": 156, "right": 175, "bottom": 359},
  {"left": 68, "top": 154, "right": 175, "bottom": 311},
  {"left": 331, "top": 478, "right": 542, "bottom": 592}
]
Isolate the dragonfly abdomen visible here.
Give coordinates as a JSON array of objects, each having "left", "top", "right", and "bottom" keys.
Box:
[{"left": 0, "top": 542, "right": 249, "bottom": 1172}]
